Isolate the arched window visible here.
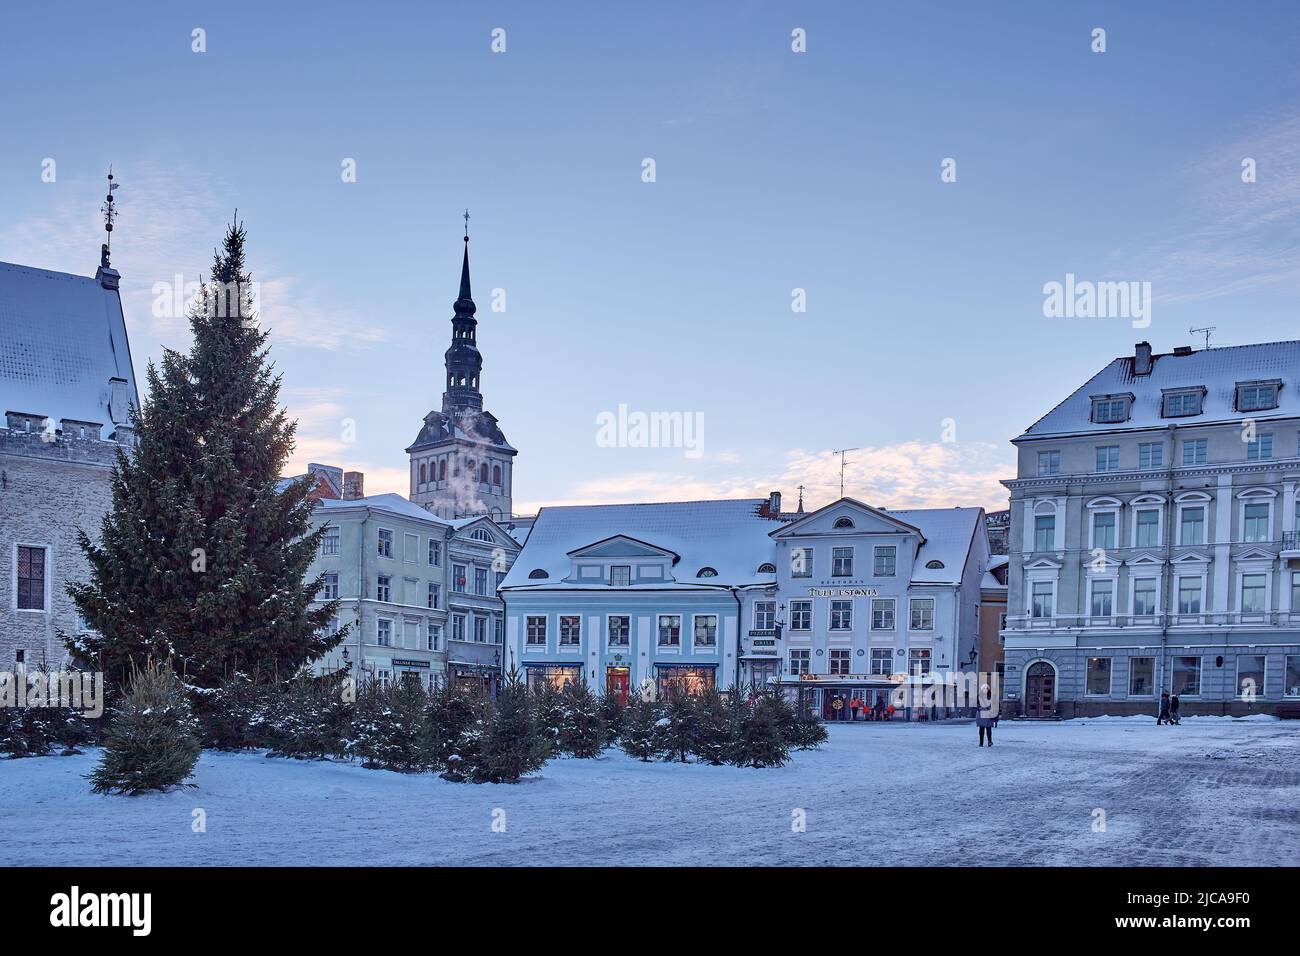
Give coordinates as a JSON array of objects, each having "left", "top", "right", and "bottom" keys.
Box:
[
  {"left": 471, "top": 528, "right": 493, "bottom": 542},
  {"left": 480, "top": 463, "right": 489, "bottom": 483},
  {"left": 493, "top": 464, "right": 502, "bottom": 485},
  {"left": 528, "top": 568, "right": 549, "bottom": 580},
  {"left": 419, "top": 463, "right": 427, "bottom": 484},
  {"left": 438, "top": 459, "right": 446, "bottom": 481},
  {"left": 697, "top": 567, "right": 718, "bottom": 578},
  {"left": 925, "top": 559, "right": 945, "bottom": 570},
  {"left": 757, "top": 562, "right": 776, "bottom": 574},
  {"left": 833, "top": 517, "right": 855, "bottom": 529}
]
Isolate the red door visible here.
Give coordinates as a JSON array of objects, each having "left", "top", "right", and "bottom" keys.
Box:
[
  {"left": 606, "top": 667, "right": 630, "bottom": 705},
  {"left": 1025, "top": 662, "right": 1055, "bottom": 717}
]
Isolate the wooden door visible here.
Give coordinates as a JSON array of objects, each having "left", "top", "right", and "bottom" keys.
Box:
[{"left": 1025, "top": 662, "right": 1055, "bottom": 717}]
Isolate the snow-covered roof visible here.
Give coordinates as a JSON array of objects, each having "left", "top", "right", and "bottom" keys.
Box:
[
  {"left": 315, "top": 493, "right": 451, "bottom": 527},
  {"left": 1019, "top": 341, "right": 1300, "bottom": 439},
  {"left": 0, "top": 261, "right": 139, "bottom": 438},
  {"left": 888, "top": 507, "right": 984, "bottom": 584},
  {"left": 501, "top": 499, "right": 782, "bottom": 590}
]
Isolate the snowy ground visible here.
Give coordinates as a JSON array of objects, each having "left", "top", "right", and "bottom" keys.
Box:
[{"left": 2, "top": 718, "right": 1298, "bottom": 866}]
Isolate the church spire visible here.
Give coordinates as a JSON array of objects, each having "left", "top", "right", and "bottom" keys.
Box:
[{"left": 443, "top": 214, "right": 483, "bottom": 412}]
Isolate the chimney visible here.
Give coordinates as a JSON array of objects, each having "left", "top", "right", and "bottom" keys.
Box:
[
  {"left": 768, "top": 490, "right": 781, "bottom": 515},
  {"left": 343, "top": 471, "right": 365, "bottom": 500},
  {"left": 108, "top": 377, "right": 130, "bottom": 424},
  {"left": 1133, "top": 342, "right": 1153, "bottom": 375}
]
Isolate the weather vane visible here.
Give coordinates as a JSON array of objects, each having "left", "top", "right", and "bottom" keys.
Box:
[
  {"left": 100, "top": 167, "right": 119, "bottom": 268},
  {"left": 463, "top": 208, "right": 470, "bottom": 240}
]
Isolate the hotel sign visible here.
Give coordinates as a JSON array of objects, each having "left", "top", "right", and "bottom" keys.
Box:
[
  {"left": 808, "top": 587, "right": 879, "bottom": 598},
  {"left": 391, "top": 658, "right": 431, "bottom": 669},
  {"left": 797, "top": 672, "right": 905, "bottom": 683}
]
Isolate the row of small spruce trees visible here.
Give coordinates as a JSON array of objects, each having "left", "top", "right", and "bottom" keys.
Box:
[{"left": 2, "top": 660, "right": 828, "bottom": 793}]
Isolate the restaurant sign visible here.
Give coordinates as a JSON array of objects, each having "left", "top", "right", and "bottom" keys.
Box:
[{"left": 808, "top": 587, "right": 879, "bottom": 598}]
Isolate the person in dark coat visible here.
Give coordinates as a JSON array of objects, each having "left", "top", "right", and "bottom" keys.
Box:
[
  {"left": 1157, "top": 690, "right": 1171, "bottom": 725},
  {"left": 977, "top": 711, "right": 995, "bottom": 746},
  {"left": 1169, "top": 695, "right": 1181, "bottom": 725}
]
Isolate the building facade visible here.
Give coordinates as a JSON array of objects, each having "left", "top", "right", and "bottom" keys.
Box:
[
  {"left": 0, "top": 254, "right": 139, "bottom": 670},
  {"left": 1003, "top": 340, "right": 1300, "bottom": 717},
  {"left": 407, "top": 235, "right": 517, "bottom": 521}
]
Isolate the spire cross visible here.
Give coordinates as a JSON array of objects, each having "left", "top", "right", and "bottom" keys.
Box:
[{"left": 463, "top": 208, "right": 470, "bottom": 240}]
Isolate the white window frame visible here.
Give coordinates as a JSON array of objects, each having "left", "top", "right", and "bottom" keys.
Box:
[
  {"left": 870, "top": 648, "right": 892, "bottom": 676},
  {"left": 610, "top": 565, "right": 631, "bottom": 587},
  {"left": 320, "top": 525, "right": 340, "bottom": 556},
  {"left": 1130, "top": 496, "right": 1164, "bottom": 549},
  {"left": 1175, "top": 493, "right": 1211, "bottom": 546},
  {"left": 754, "top": 601, "right": 776, "bottom": 630},
  {"left": 829, "top": 600, "right": 852, "bottom": 631},
  {"left": 1181, "top": 438, "right": 1208, "bottom": 466},
  {"left": 789, "top": 600, "right": 812, "bottom": 631},
  {"left": 790, "top": 548, "right": 813, "bottom": 578},
  {"left": 558, "top": 615, "right": 582, "bottom": 646},
  {"left": 1095, "top": 445, "right": 1120, "bottom": 473},
  {"left": 1237, "top": 569, "right": 1271, "bottom": 619},
  {"left": 870, "top": 597, "right": 895, "bottom": 631},
  {"left": 525, "top": 615, "right": 547, "bottom": 646},
  {"left": 692, "top": 613, "right": 718, "bottom": 649},
  {"left": 658, "top": 614, "right": 682, "bottom": 648},
  {"left": 1238, "top": 491, "right": 1275, "bottom": 544},
  {"left": 872, "top": 546, "right": 897, "bottom": 577},
  {"left": 831, "top": 546, "right": 854, "bottom": 578},
  {"left": 1088, "top": 504, "right": 1120, "bottom": 551},
  {"left": 789, "top": 649, "right": 810, "bottom": 675},
  {"left": 377, "top": 528, "right": 394, "bottom": 559},
  {"left": 1137, "top": 442, "right": 1163, "bottom": 470},
  {"left": 1087, "top": 577, "right": 1116, "bottom": 620},
  {"left": 376, "top": 617, "right": 393, "bottom": 647},
  {"left": 606, "top": 613, "right": 631, "bottom": 647},
  {"left": 1084, "top": 656, "right": 1113, "bottom": 697},
  {"left": 909, "top": 597, "right": 935, "bottom": 631},
  {"left": 1037, "top": 450, "right": 1061, "bottom": 476},
  {"left": 1130, "top": 574, "right": 1160, "bottom": 618}
]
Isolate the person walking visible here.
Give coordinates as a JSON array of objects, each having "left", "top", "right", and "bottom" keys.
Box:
[
  {"left": 1157, "top": 690, "right": 1171, "bottom": 725},
  {"left": 1169, "top": 695, "right": 1181, "bottom": 725},
  {"left": 977, "top": 684, "right": 995, "bottom": 746},
  {"left": 850, "top": 696, "right": 862, "bottom": 721}
]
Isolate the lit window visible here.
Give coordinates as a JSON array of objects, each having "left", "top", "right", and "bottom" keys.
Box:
[{"left": 1086, "top": 658, "right": 1112, "bottom": 696}]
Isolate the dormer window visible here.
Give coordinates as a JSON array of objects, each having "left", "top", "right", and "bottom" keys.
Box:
[
  {"left": 527, "top": 568, "right": 549, "bottom": 579},
  {"left": 610, "top": 565, "right": 631, "bottom": 587},
  {"left": 1236, "top": 380, "right": 1281, "bottom": 413},
  {"left": 925, "top": 559, "right": 945, "bottom": 569},
  {"left": 696, "top": 567, "right": 718, "bottom": 578},
  {"left": 757, "top": 562, "right": 776, "bottom": 574},
  {"left": 1090, "top": 394, "right": 1132, "bottom": 424},
  {"left": 833, "top": 517, "right": 855, "bottom": 529},
  {"left": 1161, "top": 387, "right": 1204, "bottom": 418}
]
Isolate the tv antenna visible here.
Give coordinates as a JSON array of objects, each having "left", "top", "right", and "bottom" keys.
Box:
[
  {"left": 1188, "top": 326, "right": 1216, "bottom": 350},
  {"left": 831, "top": 447, "right": 859, "bottom": 499}
]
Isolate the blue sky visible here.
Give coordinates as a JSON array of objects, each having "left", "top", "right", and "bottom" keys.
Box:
[{"left": 3, "top": 1, "right": 1299, "bottom": 514}]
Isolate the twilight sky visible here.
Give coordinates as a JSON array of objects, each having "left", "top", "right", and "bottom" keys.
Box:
[{"left": 3, "top": 1, "right": 1299, "bottom": 515}]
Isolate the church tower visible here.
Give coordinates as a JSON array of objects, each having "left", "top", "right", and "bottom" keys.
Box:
[{"left": 406, "top": 224, "right": 517, "bottom": 520}]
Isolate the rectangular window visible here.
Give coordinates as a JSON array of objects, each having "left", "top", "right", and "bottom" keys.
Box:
[
  {"left": 559, "top": 615, "right": 581, "bottom": 646},
  {"left": 908, "top": 648, "right": 932, "bottom": 676},
  {"left": 452, "top": 614, "right": 465, "bottom": 642},
  {"left": 320, "top": 525, "right": 340, "bottom": 556},
  {"left": 871, "top": 598, "right": 895, "bottom": 630},
  {"left": 1138, "top": 442, "right": 1163, "bottom": 469},
  {"left": 1182, "top": 439, "right": 1207, "bottom": 466},
  {"left": 427, "top": 582, "right": 440, "bottom": 609},
  {"left": 1085, "top": 657, "right": 1112, "bottom": 696},
  {"left": 1037, "top": 450, "right": 1061, "bottom": 476},
  {"left": 16, "top": 545, "right": 46, "bottom": 611},
  {"left": 1246, "top": 433, "right": 1273, "bottom": 461},
  {"left": 1177, "top": 577, "right": 1202, "bottom": 615},
  {"left": 1031, "top": 581, "right": 1054, "bottom": 618},
  {"left": 909, "top": 598, "right": 934, "bottom": 630},
  {"left": 426, "top": 622, "right": 440, "bottom": 651},
  {"left": 1092, "top": 512, "right": 1116, "bottom": 550},
  {"left": 1034, "top": 515, "right": 1055, "bottom": 552},
  {"left": 1243, "top": 503, "right": 1270, "bottom": 543},
  {"left": 1163, "top": 391, "right": 1202, "bottom": 417},
  {"left": 473, "top": 616, "right": 488, "bottom": 643},
  {"left": 320, "top": 572, "right": 339, "bottom": 600},
  {"left": 1129, "top": 657, "right": 1155, "bottom": 696},
  {"left": 873, "top": 546, "right": 897, "bottom": 577},
  {"left": 1133, "top": 578, "right": 1158, "bottom": 616},
  {"left": 829, "top": 600, "right": 852, "bottom": 631},
  {"left": 1179, "top": 506, "right": 1205, "bottom": 545},
  {"left": 658, "top": 614, "right": 681, "bottom": 647},
  {"left": 526, "top": 615, "right": 546, "bottom": 645},
  {"left": 495, "top": 570, "right": 506, "bottom": 592},
  {"left": 694, "top": 614, "right": 717, "bottom": 647},
  {"left": 790, "top": 601, "right": 812, "bottom": 631},
  {"left": 376, "top": 574, "right": 391, "bottom": 603},
  {"left": 377, "top": 528, "right": 393, "bottom": 558},
  {"left": 1092, "top": 398, "right": 1128, "bottom": 423},
  {"left": 1293, "top": 572, "right": 1300, "bottom": 614},
  {"left": 1095, "top": 445, "right": 1120, "bottom": 472},
  {"left": 789, "top": 649, "right": 810, "bottom": 675},
  {"left": 474, "top": 567, "right": 489, "bottom": 596},
  {"left": 1237, "top": 383, "right": 1278, "bottom": 412},
  {"left": 870, "top": 648, "right": 892, "bottom": 676},
  {"left": 428, "top": 539, "right": 441, "bottom": 566},
  {"left": 1172, "top": 656, "right": 1201, "bottom": 696},
  {"left": 494, "top": 617, "right": 504, "bottom": 644},
  {"left": 790, "top": 548, "right": 813, "bottom": 578},
  {"left": 1240, "top": 573, "right": 1267, "bottom": 614},
  {"left": 1135, "top": 509, "right": 1160, "bottom": 548},
  {"left": 610, "top": 565, "right": 631, "bottom": 587},
  {"left": 608, "top": 615, "right": 630, "bottom": 646},
  {"left": 403, "top": 532, "right": 418, "bottom": 563},
  {"left": 829, "top": 649, "right": 851, "bottom": 676},
  {"left": 1237, "top": 655, "right": 1266, "bottom": 699},
  {"left": 1090, "top": 579, "right": 1114, "bottom": 617},
  {"left": 1286, "top": 655, "right": 1300, "bottom": 697},
  {"left": 754, "top": 602, "right": 776, "bottom": 630},
  {"left": 452, "top": 564, "right": 467, "bottom": 592},
  {"left": 832, "top": 547, "right": 854, "bottom": 577},
  {"left": 376, "top": 618, "right": 392, "bottom": 647}
]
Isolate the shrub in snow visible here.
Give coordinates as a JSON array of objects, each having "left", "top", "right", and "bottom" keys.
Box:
[
  {"left": 654, "top": 693, "right": 699, "bottom": 763},
  {"left": 733, "top": 692, "right": 790, "bottom": 768},
  {"left": 598, "top": 690, "right": 627, "bottom": 739},
  {"left": 691, "top": 687, "right": 734, "bottom": 765},
  {"left": 193, "top": 672, "right": 270, "bottom": 750},
  {"left": 531, "top": 680, "right": 565, "bottom": 757},
  {"left": 0, "top": 703, "right": 92, "bottom": 758},
  {"left": 254, "top": 670, "right": 352, "bottom": 760},
  {"left": 619, "top": 696, "right": 660, "bottom": 762},
  {"left": 426, "top": 683, "right": 485, "bottom": 773},
  {"left": 560, "top": 679, "right": 606, "bottom": 758},
  {"left": 474, "top": 670, "right": 547, "bottom": 784},
  {"left": 90, "top": 660, "right": 201, "bottom": 795},
  {"left": 347, "top": 679, "right": 433, "bottom": 773},
  {"left": 787, "top": 710, "right": 829, "bottom": 750}
]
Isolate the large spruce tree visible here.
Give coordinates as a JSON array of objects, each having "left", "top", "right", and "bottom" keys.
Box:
[{"left": 67, "top": 220, "right": 341, "bottom": 690}]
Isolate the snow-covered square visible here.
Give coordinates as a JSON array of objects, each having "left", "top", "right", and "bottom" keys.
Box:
[{"left": 3, "top": 717, "right": 1297, "bottom": 867}]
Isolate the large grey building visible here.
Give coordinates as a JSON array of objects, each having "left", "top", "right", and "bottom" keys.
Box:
[
  {"left": 0, "top": 250, "right": 140, "bottom": 669},
  {"left": 1003, "top": 340, "right": 1300, "bottom": 717}
]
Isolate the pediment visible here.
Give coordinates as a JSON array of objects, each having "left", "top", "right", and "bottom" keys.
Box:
[{"left": 568, "top": 535, "right": 679, "bottom": 560}]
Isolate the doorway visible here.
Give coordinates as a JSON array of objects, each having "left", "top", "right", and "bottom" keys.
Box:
[
  {"left": 606, "top": 666, "right": 630, "bottom": 705},
  {"left": 1025, "top": 661, "right": 1056, "bottom": 718}
]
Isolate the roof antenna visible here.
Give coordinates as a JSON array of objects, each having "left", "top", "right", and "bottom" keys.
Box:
[
  {"left": 100, "top": 167, "right": 119, "bottom": 268},
  {"left": 1188, "top": 326, "right": 1215, "bottom": 350},
  {"left": 831, "top": 448, "right": 859, "bottom": 499}
]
